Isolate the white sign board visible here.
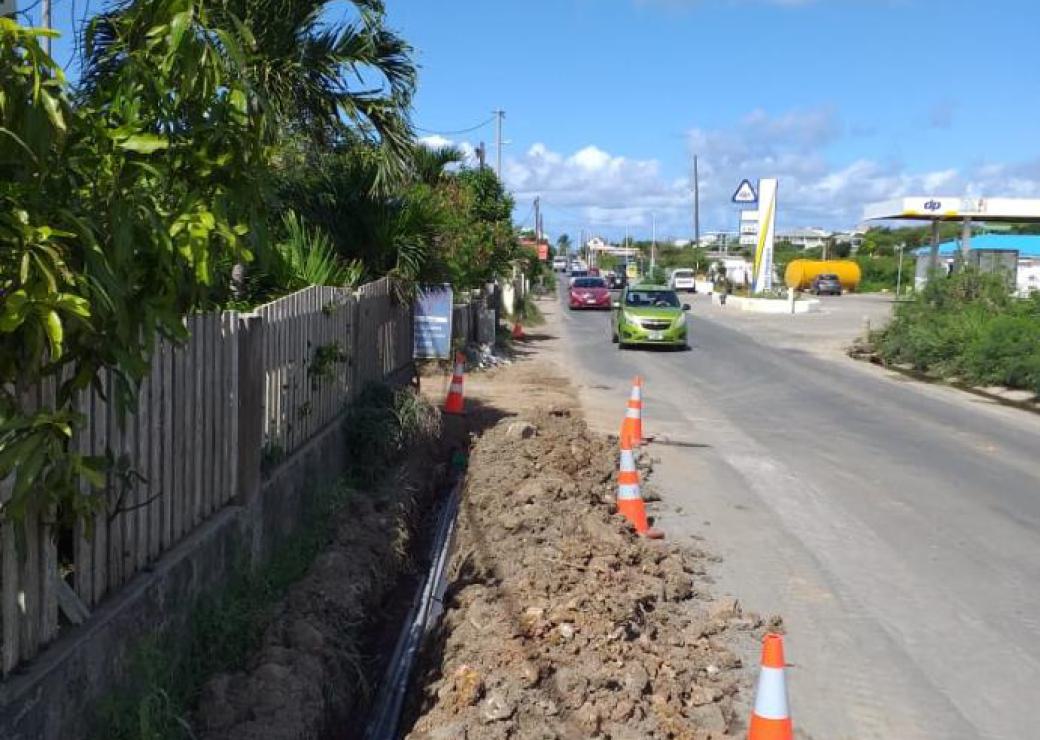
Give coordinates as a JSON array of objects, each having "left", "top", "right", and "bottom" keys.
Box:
[
  {"left": 740, "top": 209, "right": 759, "bottom": 223},
  {"left": 732, "top": 179, "right": 758, "bottom": 204},
  {"left": 752, "top": 178, "right": 778, "bottom": 293},
  {"left": 739, "top": 235, "right": 758, "bottom": 246}
]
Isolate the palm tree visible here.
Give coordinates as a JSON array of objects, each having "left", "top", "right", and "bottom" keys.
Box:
[
  {"left": 410, "top": 144, "right": 464, "bottom": 186},
  {"left": 82, "top": 0, "right": 416, "bottom": 177}
]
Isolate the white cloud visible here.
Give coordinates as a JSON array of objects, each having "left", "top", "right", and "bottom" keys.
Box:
[{"left": 428, "top": 108, "right": 1040, "bottom": 238}]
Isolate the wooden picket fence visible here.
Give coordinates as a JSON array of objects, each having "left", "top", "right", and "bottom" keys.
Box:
[
  {"left": 0, "top": 278, "right": 413, "bottom": 677},
  {"left": 256, "top": 277, "right": 413, "bottom": 460}
]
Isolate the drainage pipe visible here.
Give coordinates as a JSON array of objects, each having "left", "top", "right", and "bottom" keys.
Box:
[{"left": 363, "top": 476, "right": 463, "bottom": 740}]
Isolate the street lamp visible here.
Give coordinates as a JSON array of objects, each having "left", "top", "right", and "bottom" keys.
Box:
[{"left": 650, "top": 213, "right": 657, "bottom": 274}]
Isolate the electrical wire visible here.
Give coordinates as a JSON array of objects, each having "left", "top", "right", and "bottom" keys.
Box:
[
  {"left": 414, "top": 116, "right": 495, "bottom": 137},
  {"left": 15, "top": 0, "right": 47, "bottom": 16}
]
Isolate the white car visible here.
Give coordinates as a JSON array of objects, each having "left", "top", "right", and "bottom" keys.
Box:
[
  {"left": 552, "top": 256, "right": 568, "bottom": 271},
  {"left": 669, "top": 268, "right": 696, "bottom": 293}
]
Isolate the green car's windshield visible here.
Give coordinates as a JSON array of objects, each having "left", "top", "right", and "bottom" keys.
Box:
[{"left": 625, "top": 290, "right": 681, "bottom": 308}]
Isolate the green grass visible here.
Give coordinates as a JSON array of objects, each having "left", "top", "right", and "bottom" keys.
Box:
[
  {"left": 513, "top": 292, "right": 546, "bottom": 327},
  {"left": 91, "top": 386, "right": 441, "bottom": 739},
  {"left": 342, "top": 384, "right": 441, "bottom": 485},
  {"left": 92, "top": 482, "right": 353, "bottom": 740}
]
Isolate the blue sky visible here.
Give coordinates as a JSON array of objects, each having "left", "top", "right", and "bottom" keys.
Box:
[
  {"left": 26, "top": 0, "right": 1040, "bottom": 241},
  {"left": 393, "top": 0, "right": 1040, "bottom": 240}
]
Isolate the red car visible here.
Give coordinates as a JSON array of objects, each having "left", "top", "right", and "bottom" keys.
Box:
[{"left": 569, "top": 277, "right": 612, "bottom": 310}]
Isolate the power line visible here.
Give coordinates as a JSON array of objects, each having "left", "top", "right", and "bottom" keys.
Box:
[
  {"left": 414, "top": 116, "right": 495, "bottom": 136},
  {"left": 15, "top": 0, "right": 47, "bottom": 16}
]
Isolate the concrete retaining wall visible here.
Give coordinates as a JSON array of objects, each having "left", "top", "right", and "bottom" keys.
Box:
[
  {"left": 711, "top": 293, "right": 822, "bottom": 314},
  {"left": 0, "top": 418, "right": 349, "bottom": 740}
]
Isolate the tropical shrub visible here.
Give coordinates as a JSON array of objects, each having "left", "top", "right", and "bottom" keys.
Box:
[{"left": 871, "top": 271, "right": 1040, "bottom": 394}]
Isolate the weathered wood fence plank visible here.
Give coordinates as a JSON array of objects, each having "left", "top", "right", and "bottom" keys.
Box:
[{"left": 1, "top": 278, "right": 414, "bottom": 676}]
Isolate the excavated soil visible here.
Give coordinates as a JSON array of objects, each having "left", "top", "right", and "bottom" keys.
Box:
[
  {"left": 192, "top": 435, "right": 460, "bottom": 740},
  {"left": 404, "top": 407, "right": 775, "bottom": 740}
]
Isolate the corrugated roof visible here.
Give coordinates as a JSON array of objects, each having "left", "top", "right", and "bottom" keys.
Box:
[{"left": 914, "top": 234, "right": 1040, "bottom": 257}]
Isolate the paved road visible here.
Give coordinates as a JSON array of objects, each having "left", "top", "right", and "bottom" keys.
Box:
[{"left": 549, "top": 278, "right": 1040, "bottom": 740}]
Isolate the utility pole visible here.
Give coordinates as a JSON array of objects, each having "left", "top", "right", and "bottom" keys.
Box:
[
  {"left": 693, "top": 154, "right": 700, "bottom": 247},
  {"left": 43, "top": 0, "right": 52, "bottom": 55},
  {"left": 492, "top": 109, "right": 506, "bottom": 180},
  {"left": 533, "top": 196, "right": 540, "bottom": 245}
]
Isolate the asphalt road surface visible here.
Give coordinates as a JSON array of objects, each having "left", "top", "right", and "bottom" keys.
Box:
[{"left": 550, "top": 277, "right": 1040, "bottom": 740}]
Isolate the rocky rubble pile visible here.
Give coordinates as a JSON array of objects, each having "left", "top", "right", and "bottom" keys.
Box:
[{"left": 405, "top": 408, "right": 771, "bottom": 740}]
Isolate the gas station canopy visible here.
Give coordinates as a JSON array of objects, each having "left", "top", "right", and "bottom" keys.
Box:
[{"left": 864, "top": 196, "right": 1040, "bottom": 223}]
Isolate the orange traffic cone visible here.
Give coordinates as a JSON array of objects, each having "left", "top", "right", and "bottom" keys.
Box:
[
  {"left": 617, "top": 435, "right": 663, "bottom": 539},
  {"left": 619, "top": 376, "right": 645, "bottom": 447},
  {"left": 512, "top": 321, "right": 525, "bottom": 340},
  {"left": 749, "top": 633, "right": 793, "bottom": 740},
  {"left": 444, "top": 352, "right": 466, "bottom": 415}
]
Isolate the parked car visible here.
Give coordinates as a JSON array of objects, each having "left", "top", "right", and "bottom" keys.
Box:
[
  {"left": 568, "top": 277, "right": 611, "bottom": 310},
  {"left": 811, "top": 273, "right": 843, "bottom": 295},
  {"left": 669, "top": 268, "right": 696, "bottom": 293},
  {"left": 567, "top": 269, "right": 589, "bottom": 287},
  {"left": 611, "top": 284, "right": 690, "bottom": 349},
  {"left": 552, "top": 255, "right": 568, "bottom": 272}
]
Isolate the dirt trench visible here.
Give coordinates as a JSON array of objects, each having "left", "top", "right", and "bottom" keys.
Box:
[
  {"left": 192, "top": 425, "right": 466, "bottom": 740},
  {"left": 191, "top": 356, "right": 773, "bottom": 740},
  {"left": 402, "top": 402, "right": 774, "bottom": 740}
]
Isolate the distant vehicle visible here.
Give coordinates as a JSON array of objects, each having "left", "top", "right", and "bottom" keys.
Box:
[
  {"left": 568, "top": 277, "right": 611, "bottom": 310},
  {"left": 567, "top": 269, "right": 589, "bottom": 287},
  {"left": 669, "top": 268, "right": 696, "bottom": 293},
  {"left": 607, "top": 266, "right": 628, "bottom": 290},
  {"left": 570, "top": 260, "right": 584, "bottom": 272},
  {"left": 588, "top": 267, "right": 601, "bottom": 277},
  {"left": 811, "top": 273, "right": 843, "bottom": 296},
  {"left": 552, "top": 255, "right": 568, "bottom": 272},
  {"left": 611, "top": 284, "right": 690, "bottom": 350}
]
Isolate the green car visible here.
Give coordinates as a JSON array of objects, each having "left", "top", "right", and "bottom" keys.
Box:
[{"left": 611, "top": 284, "right": 690, "bottom": 350}]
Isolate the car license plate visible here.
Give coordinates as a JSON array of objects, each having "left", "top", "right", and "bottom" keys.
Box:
[
  {"left": 649, "top": 331, "right": 663, "bottom": 341},
  {"left": 586, "top": 298, "right": 597, "bottom": 304}
]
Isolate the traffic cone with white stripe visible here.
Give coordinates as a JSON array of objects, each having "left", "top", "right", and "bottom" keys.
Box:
[
  {"left": 444, "top": 352, "right": 466, "bottom": 415},
  {"left": 617, "top": 435, "right": 664, "bottom": 539},
  {"left": 749, "top": 633, "right": 793, "bottom": 740},
  {"left": 619, "top": 376, "right": 646, "bottom": 447}
]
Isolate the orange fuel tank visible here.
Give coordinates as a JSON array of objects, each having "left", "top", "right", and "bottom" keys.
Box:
[{"left": 784, "top": 260, "right": 861, "bottom": 291}]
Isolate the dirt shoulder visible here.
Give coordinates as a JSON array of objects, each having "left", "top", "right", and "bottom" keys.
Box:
[{"left": 405, "top": 344, "right": 771, "bottom": 739}]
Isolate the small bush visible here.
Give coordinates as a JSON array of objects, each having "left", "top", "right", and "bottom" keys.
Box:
[
  {"left": 871, "top": 270, "right": 1040, "bottom": 394},
  {"left": 342, "top": 384, "right": 441, "bottom": 484},
  {"left": 855, "top": 255, "right": 901, "bottom": 293},
  {"left": 515, "top": 293, "right": 546, "bottom": 327},
  {"left": 964, "top": 316, "right": 1040, "bottom": 393}
]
